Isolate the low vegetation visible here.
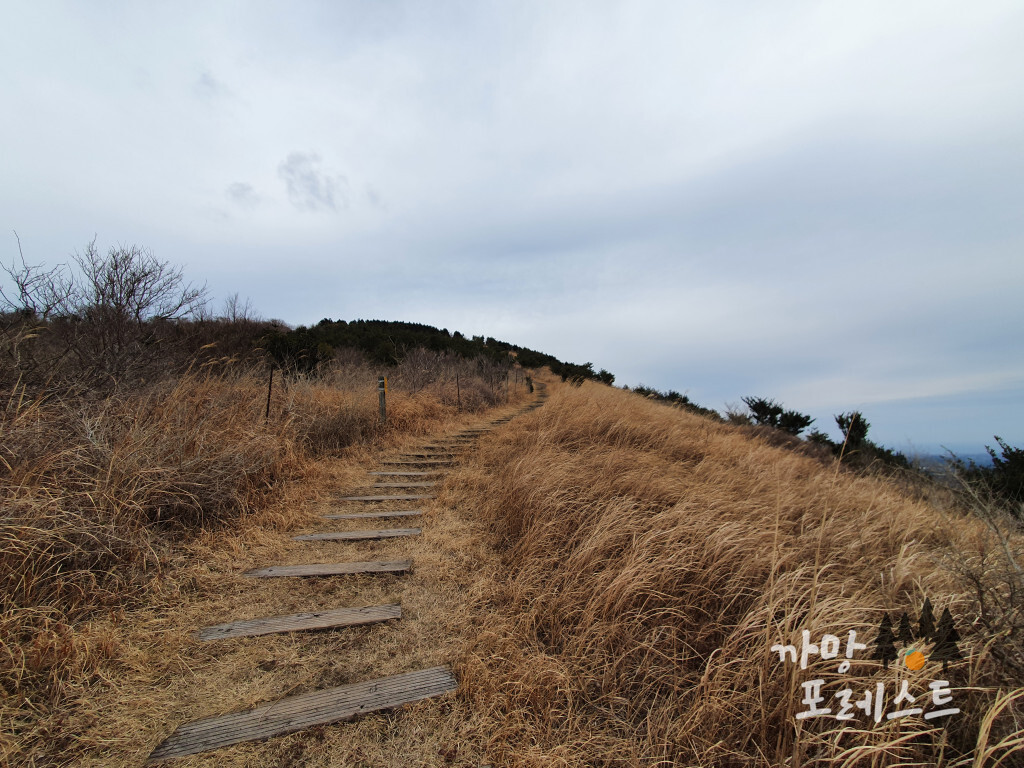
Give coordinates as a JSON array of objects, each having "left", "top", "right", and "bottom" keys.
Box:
[
  {"left": 457, "top": 382, "right": 1023, "bottom": 766},
  {"left": 0, "top": 240, "right": 539, "bottom": 764},
  {"left": 265, "top": 317, "right": 612, "bottom": 384},
  {"left": 4, "top": 240, "right": 1020, "bottom": 765}
]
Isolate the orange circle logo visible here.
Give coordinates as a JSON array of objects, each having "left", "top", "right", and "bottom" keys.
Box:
[{"left": 905, "top": 649, "right": 926, "bottom": 670}]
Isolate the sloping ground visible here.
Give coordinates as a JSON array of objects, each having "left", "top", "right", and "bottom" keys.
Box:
[
  {"left": 64, "top": 400, "right": 547, "bottom": 768},
  {"left": 2, "top": 374, "right": 540, "bottom": 768},
  {"left": 453, "top": 383, "right": 1023, "bottom": 767}
]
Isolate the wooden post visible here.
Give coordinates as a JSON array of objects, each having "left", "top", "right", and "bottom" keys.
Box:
[
  {"left": 456, "top": 372, "right": 461, "bottom": 411},
  {"left": 265, "top": 366, "right": 274, "bottom": 421},
  {"left": 378, "top": 376, "right": 387, "bottom": 424}
]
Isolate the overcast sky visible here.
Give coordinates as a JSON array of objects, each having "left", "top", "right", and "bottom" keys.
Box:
[{"left": 3, "top": 1, "right": 1022, "bottom": 454}]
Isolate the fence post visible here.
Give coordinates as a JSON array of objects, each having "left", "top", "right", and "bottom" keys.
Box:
[
  {"left": 378, "top": 376, "right": 387, "bottom": 423},
  {"left": 265, "top": 366, "right": 274, "bottom": 421}
]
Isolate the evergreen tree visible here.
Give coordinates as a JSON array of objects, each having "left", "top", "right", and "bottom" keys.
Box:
[
  {"left": 918, "top": 598, "right": 936, "bottom": 641},
  {"left": 742, "top": 396, "right": 784, "bottom": 428},
  {"left": 836, "top": 411, "right": 870, "bottom": 448},
  {"left": 896, "top": 612, "right": 915, "bottom": 646},
  {"left": 871, "top": 614, "right": 899, "bottom": 670},
  {"left": 932, "top": 608, "right": 963, "bottom": 674}
]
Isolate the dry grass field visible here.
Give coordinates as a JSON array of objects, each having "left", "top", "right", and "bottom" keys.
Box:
[
  {"left": 3, "top": 369, "right": 1021, "bottom": 767},
  {"left": 453, "top": 382, "right": 1023, "bottom": 767},
  {"left": 1, "top": 360, "right": 532, "bottom": 767}
]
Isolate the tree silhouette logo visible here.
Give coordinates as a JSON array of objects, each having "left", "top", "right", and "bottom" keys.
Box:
[{"left": 871, "top": 598, "right": 963, "bottom": 674}]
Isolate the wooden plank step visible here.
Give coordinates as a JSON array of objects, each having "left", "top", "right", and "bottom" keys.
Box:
[
  {"left": 337, "top": 494, "right": 434, "bottom": 501},
  {"left": 382, "top": 459, "right": 453, "bottom": 464},
  {"left": 367, "top": 471, "right": 438, "bottom": 476},
  {"left": 385, "top": 457, "right": 454, "bottom": 462},
  {"left": 379, "top": 462, "right": 453, "bottom": 468},
  {"left": 400, "top": 453, "right": 454, "bottom": 459},
  {"left": 324, "top": 510, "right": 422, "bottom": 520},
  {"left": 196, "top": 604, "right": 401, "bottom": 642},
  {"left": 146, "top": 666, "right": 458, "bottom": 762},
  {"left": 371, "top": 482, "right": 435, "bottom": 489},
  {"left": 293, "top": 528, "right": 421, "bottom": 542},
  {"left": 244, "top": 560, "right": 411, "bottom": 578}
]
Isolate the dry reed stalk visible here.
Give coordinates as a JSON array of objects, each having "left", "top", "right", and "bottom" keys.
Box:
[
  {"left": 454, "top": 381, "right": 1022, "bottom": 767},
  {"left": 1, "top": 360, "right": 534, "bottom": 765}
]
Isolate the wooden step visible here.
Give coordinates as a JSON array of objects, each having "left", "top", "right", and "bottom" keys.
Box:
[
  {"left": 367, "top": 471, "right": 439, "bottom": 476},
  {"left": 244, "top": 560, "right": 411, "bottom": 578},
  {"left": 380, "top": 460, "right": 453, "bottom": 466},
  {"left": 324, "top": 510, "right": 422, "bottom": 520},
  {"left": 293, "top": 528, "right": 421, "bottom": 542},
  {"left": 196, "top": 604, "right": 401, "bottom": 642},
  {"left": 337, "top": 494, "right": 435, "bottom": 502},
  {"left": 146, "top": 666, "right": 458, "bottom": 762},
  {"left": 371, "top": 481, "right": 436, "bottom": 488}
]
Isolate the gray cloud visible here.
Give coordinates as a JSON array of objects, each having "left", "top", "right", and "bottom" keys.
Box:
[
  {"left": 225, "top": 182, "right": 260, "bottom": 209},
  {"left": 2, "top": 2, "right": 1022, "bottom": 452},
  {"left": 277, "top": 152, "right": 347, "bottom": 212},
  {"left": 194, "top": 69, "right": 229, "bottom": 101}
]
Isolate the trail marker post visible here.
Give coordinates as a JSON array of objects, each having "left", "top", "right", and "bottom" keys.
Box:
[
  {"left": 378, "top": 376, "right": 387, "bottom": 423},
  {"left": 265, "top": 366, "right": 274, "bottom": 421}
]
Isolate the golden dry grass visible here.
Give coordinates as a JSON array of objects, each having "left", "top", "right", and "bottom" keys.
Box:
[
  {"left": 7, "top": 371, "right": 1021, "bottom": 767},
  {"left": 1, "top": 361, "right": 534, "bottom": 767},
  {"left": 452, "top": 382, "right": 1023, "bottom": 767}
]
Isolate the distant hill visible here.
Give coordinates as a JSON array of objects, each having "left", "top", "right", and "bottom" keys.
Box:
[{"left": 263, "top": 318, "right": 615, "bottom": 384}]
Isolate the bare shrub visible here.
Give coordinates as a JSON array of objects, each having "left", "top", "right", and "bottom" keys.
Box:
[{"left": 1, "top": 237, "right": 208, "bottom": 392}]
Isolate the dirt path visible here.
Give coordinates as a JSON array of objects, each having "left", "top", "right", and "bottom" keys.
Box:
[{"left": 68, "top": 395, "right": 542, "bottom": 767}]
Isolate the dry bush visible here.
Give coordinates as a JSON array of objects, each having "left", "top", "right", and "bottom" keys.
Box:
[
  {"left": 1, "top": 356, "right": 532, "bottom": 763},
  {"left": 456, "top": 382, "right": 1023, "bottom": 767},
  {"left": 1, "top": 368, "right": 300, "bottom": 744}
]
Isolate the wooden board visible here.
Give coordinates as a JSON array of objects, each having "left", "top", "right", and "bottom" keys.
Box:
[
  {"left": 293, "top": 528, "right": 421, "bottom": 541},
  {"left": 146, "top": 666, "right": 458, "bottom": 763},
  {"left": 399, "top": 452, "right": 454, "bottom": 458},
  {"left": 380, "top": 460, "right": 453, "bottom": 467},
  {"left": 337, "top": 494, "right": 435, "bottom": 501},
  {"left": 324, "top": 510, "right": 422, "bottom": 520},
  {"left": 367, "top": 471, "right": 438, "bottom": 476},
  {"left": 244, "top": 560, "right": 411, "bottom": 578},
  {"left": 196, "top": 604, "right": 401, "bottom": 642},
  {"left": 371, "top": 481, "right": 436, "bottom": 488}
]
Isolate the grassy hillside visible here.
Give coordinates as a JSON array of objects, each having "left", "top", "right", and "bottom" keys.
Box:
[
  {"left": 454, "top": 382, "right": 1023, "bottom": 767},
  {"left": 0, "top": 353, "right": 534, "bottom": 765},
  {"left": 5, "top": 365, "right": 1021, "bottom": 766}
]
